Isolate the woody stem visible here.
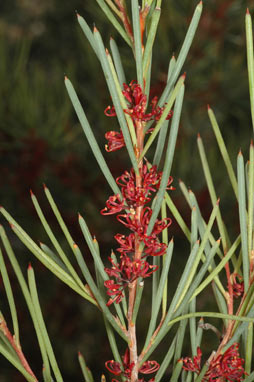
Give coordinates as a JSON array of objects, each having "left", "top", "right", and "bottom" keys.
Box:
[{"left": 128, "top": 120, "right": 145, "bottom": 382}]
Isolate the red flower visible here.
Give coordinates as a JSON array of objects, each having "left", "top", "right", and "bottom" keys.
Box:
[
  {"left": 114, "top": 233, "right": 135, "bottom": 254},
  {"left": 182, "top": 347, "right": 202, "bottom": 374},
  {"left": 104, "top": 81, "right": 173, "bottom": 152},
  {"left": 104, "top": 254, "right": 158, "bottom": 305},
  {"left": 106, "top": 349, "right": 159, "bottom": 381},
  {"left": 231, "top": 273, "right": 244, "bottom": 298},
  {"left": 105, "top": 131, "right": 125, "bottom": 152},
  {"left": 182, "top": 343, "right": 247, "bottom": 382},
  {"left": 101, "top": 194, "right": 126, "bottom": 215}
]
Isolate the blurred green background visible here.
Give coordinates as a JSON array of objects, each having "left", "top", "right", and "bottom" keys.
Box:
[{"left": 0, "top": 0, "right": 254, "bottom": 380}]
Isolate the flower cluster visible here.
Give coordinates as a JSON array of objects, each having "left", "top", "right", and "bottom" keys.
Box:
[
  {"left": 104, "top": 80, "right": 173, "bottom": 152},
  {"left": 230, "top": 273, "right": 244, "bottom": 298},
  {"left": 182, "top": 343, "right": 247, "bottom": 382},
  {"left": 101, "top": 163, "right": 173, "bottom": 306},
  {"left": 105, "top": 349, "right": 160, "bottom": 382}
]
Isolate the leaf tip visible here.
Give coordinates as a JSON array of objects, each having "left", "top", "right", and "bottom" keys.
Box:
[
  {"left": 93, "top": 25, "right": 98, "bottom": 33},
  {"left": 247, "top": 8, "right": 250, "bottom": 15},
  {"left": 216, "top": 198, "right": 220, "bottom": 205},
  {"left": 28, "top": 262, "right": 32, "bottom": 270}
]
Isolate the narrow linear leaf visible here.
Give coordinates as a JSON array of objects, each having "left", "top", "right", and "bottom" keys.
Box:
[
  {"left": 245, "top": 322, "right": 253, "bottom": 375},
  {"left": 248, "top": 142, "right": 254, "bottom": 254},
  {"left": 208, "top": 106, "right": 238, "bottom": 199},
  {"left": 246, "top": 9, "right": 254, "bottom": 131},
  {"left": 146, "top": 83, "right": 185, "bottom": 237},
  {"left": 153, "top": 55, "right": 176, "bottom": 166},
  {"left": 191, "top": 234, "right": 240, "bottom": 300},
  {"left": 143, "top": 6, "right": 160, "bottom": 80},
  {"left": 131, "top": 0, "right": 143, "bottom": 87},
  {"left": 197, "top": 134, "right": 228, "bottom": 251},
  {"left": 95, "top": 0, "right": 132, "bottom": 46},
  {"left": 158, "top": 1, "right": 202, "bottom": 107},
  {"left": 110, "top": 37, "right": 126, "bottom": 86},
  {"left": 164, "top": 192, "right": 191, "bottom": 241},
  {"left": 175, "top": 201, "right": 219, "bottom": 309},
  {"left": 0, "top": 227, "right": 51, "bottom": 378},
  {"left": 237, "top": 151, "right": 249, "bottom": 291},
  {"left": 77, "top": 14, "right": 99, "bottom": 57},
  {"left": 72, "top": 244, "right": 128, "bottom": 341},
  {"left": 0, "top": 247, "right": 19, "bottom": 344},
  {"left": 31, "top": 190, "right": 85, "bottom": 291},
  {"left": 141, "top": 76, "right": 185, "bottom": 160},
  {"left": 28, "top": 265, "right": 63, "bottom": 382},
  {"left": 154, "top": 336, "right": 176, "bottom": 382},
  {"left": 0, "top": 343, "right": 37, "bottom": 382},
  {"left": 144, "top": 240, "right": 173, "bottom": 349},
  {"left": 78, "top": 352, "right": 94, "bottom": 382},
  {"left": 64, "top": 77, "right": 120, "bottom": 195},
  {"left": 170, "top": 359, "right": 183, "bottom": 382},
  {"left": 93, "top": 27, "right": 139, "bottom": 174},
  {"left": 106, "top": 50, "right": 137, "bottom": 145},
  {"left": 168, "top": 312, "right": 254, "bottom": 326}
]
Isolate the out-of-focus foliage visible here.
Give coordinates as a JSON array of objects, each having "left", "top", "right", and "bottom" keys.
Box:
[{"left": 0, "top": 0, "right": 253, "bottom": 380}]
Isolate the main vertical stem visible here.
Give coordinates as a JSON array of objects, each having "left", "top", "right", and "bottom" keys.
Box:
[{"left": 128, "top": 120, "right": 145, "bottom": 382}]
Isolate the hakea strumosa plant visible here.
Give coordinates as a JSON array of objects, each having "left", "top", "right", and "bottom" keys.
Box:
[{"left": 1, "top": 1, "right": 254, "bottom": 382}]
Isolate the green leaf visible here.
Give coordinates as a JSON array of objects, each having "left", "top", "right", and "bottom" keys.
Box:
[
  {"left": 191, "top": 234, "right": 240, "bottom": 300},
  {"left": 158, "top": 1, "right": 202, "bottom": 107},
  {"left": 77, "top": 14, "right": 99, "bottom": 57},
  {"left": 0, "top": 342, "right": 37, "bottom": 382},
  {"left": 95, "top": 0, "right": 132, "bottom": 46},
  {"left": 154, "top": 336, "right": 176, "bottom": 382},
  {"left": 173, "top": 306, "right": 188, "bottom": 364},
  {"left": 143, "top": 6, "right": 161, "bottom": 81},
  {"left": 72, "top": 243, "right": 128, "bottom": 341},
  {"left": 78, "top": 352, "right": 94, "bottom": 382},
  {"left": 141, "top": 76, "right": 185, "bottom": 160},
  {"left": 93, "top": 27, "right": 139, "bottom": 174},
  {"left": 197, "top": 134, "right": 229, "bottom": 252},
  {"left": 153, "top": 55, "right": 176, "bottom": 166},
  {"left": 143, "top": 240, "right": 173, "bottom": 349},
  {"left": 245, "top": 322, "right": 253, "bottom": 375},
  {"left": 146, "top": 83, "right": 185, "bottom": 237},
  {"left": 248, "top": 142, "right": 254, "bottom": 254},
  {"left": 132, "top": 279, "right": 144, "bottom": 323},
  {"left": 175, "top": 200, "right": 219, "bottom": 309},
  {"left": 170, "top": 359, "right": 183, "bottom": 382},
  {"left": 245, "top": 9, "right": 254, "bottom": 132},
  {"left": 237, "top": 151, "right": 249, "bottom": 291},
  {"left": 0, "top": 247, "right": 19, "bottom": 344},
  {"left": 28, "top": 265, "right": 63, "bottom": 382},
  {"left": 64, "top": 77, "right": 120, "bottom": 195},
  {"left": 131, "top": 0, "right": 144, "bottom": 87},
  {"left": 208, "top": 106, "right": 238, "bottom": 199},
  {"left": 106, "top": 50, "right": 137, "bottom": 145},
  {"left": 0, "top": 208, "right": 94, "bottom": 303},
  {"left": 110, "top": 37, "right": 126, "bottom": 86},
  {"left": 164, "top": 192, "right": 191, "bottom": 241},
  {"left": 31, "top": 190, "right": 85, "bottom": 291},
  {"left": 168, "top": 311, "right": 254, "bottom": 326},
  {"left": 0, "top": 227, "right": 51, "bottom": 378}
]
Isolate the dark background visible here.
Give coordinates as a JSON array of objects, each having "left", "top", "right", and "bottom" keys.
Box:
[{"left": 0, "top": 0, "right": 253, "bottom": 381}]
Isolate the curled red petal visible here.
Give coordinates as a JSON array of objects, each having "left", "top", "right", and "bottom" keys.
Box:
[
  {"left": 105, "top": 360, "right": 122, "bottom": 375},
  {"left": 104, "top": 105, "right": 116, "bottom": 117},
  {"left": 139, "top": 360, "right": 160, "bottom": 374}
]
